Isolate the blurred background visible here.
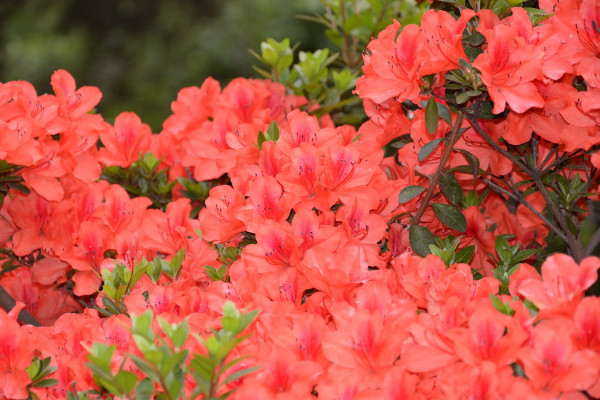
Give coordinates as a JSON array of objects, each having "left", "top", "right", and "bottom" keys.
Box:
[{"left": 0, "top": 0, "right": 327, "bottom": 131}]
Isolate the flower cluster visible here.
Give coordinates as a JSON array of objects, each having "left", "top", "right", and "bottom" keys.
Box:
[{"left": 0, "top": 0, "right": 599, "bottom": 397}]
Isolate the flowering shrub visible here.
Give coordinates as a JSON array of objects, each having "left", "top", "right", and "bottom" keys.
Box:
[{"left": 0, "top": 0, "right": 600, "bottom": 399}]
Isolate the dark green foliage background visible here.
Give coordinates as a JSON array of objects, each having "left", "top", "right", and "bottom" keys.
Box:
[{"left": 0, "top": 0, "right": 327, "bottom": 131}]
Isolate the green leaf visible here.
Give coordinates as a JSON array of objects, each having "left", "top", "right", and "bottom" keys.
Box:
[
  {"left": 455, "top": 92, "right": 472, "bottom": 104},
  {"left": 455, "top": 245, "right": 475, "bottom": 264},
  {"left": 238, "top": 309, "right": 259, "bottom": 331},
  {"left": 495, "top": 236, "right": 511, "bottom": 262},
  {"left": 169, "top": 248, "right": 185, "bottom": 278},
  {"left": 420, "top": 100, "right": 451, "bottom": 125},
  {"left": 512, "top": 249, "right": 537, "bottom": 263},
  {"left": 425, "top": 97, "right": 439, "bottom": 134},
  {"left": 256, "top": 132, "right": 267, "bottom": 149},
  {"left": 26, "top": 358, "right": 41, "bottom": 380},
  {"left": 87, "top": 343, "right": 116, "bottom": 373},
  {"left": 135, "top": 378, "right": 154, "bottom": 400},
  {"left": 467, "top": 100, "right": 505, "bottom": 119},
  {"left": 431, "top": 203, "right": 467, "bottom": 233},
  {"left": 132, "top": 310, "right": 154, "bottom": 339},
  {"left": 7, "top": 181, "right": 30, "bottom": 194},
  {"left": 490, "top": 294, "right": 514, "bottom": 316},
  {"left": 439, "top": 172, "right": 463, "bottom": 205},
  {"left": 101, "top": 296, "right": 121, "bottom": 316},
  {"left": 409, "top": 226, "right": 435, "bottom": 256},
  {"left": 266, "top": 121, "right": 280, "bottom": 142},
  {"left": 398, "top": 185, "right": 426, "bottom": 204},
  {"left": 157, "top": 316, "right": 174, "bottom": 339},
  {"left": 166, "top": 372, "right": 185, "bottom": 400},
  {"left": 140, "top": 349, "right": 164, "bottom": 366},
  {"left": 222, "top": 366, "right": 261, "bottom": 385},
  {"left": 130, "top": 260, "right": 148, "bottom": 289},
  {"left": 214, "top": 336, "right": 246, "bottom": 363},
  {"left": 147, "top": 257, "right": 163, "bottom": 283},
  {"left": 114, "top": 370, "right": 137, "bottom": 395},
  {"left": 418, "top": 138, "right": 444, "bottom": 162},
  {"left": 190, "top": 355, "right": 214, "bottom": 381},
  {"left": 128, "top": 355, "right": 161, "bottom": 383},
  {"left": 205, "top": 265, "right": 227, "bottom": 282},
  {"left": 458, "top": 57, "right": 471, "bottom": 70},
  {"left": 225, "top": 246, "right": 239, "bottom": 261},
  {"left": 221, "top": 316, "right": 241, "bottom": 333},
  {"left": 31, "top": 378, "right": 59, "bottom": 388},
  {"left": 223, "top": 301, "right": 240, "bottom": 320},
  {"left": 95, "top": 377, "right": 121, "bottom": 396},
  {"left": 524, "top": 7, "right": 552, "bottom": 25},
  {"left": 455, "top": 149, "right": 481, "bottom": 183},
  {"left": 171, "top": 322, "right": 190, "bottom": 349},
  {"left": 159, "top": 349, "right": 189, "bottom": 377}
]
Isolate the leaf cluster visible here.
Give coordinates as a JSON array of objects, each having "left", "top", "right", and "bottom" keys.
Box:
[
  {"left": 101, "top": 152, "right": 176, "bottom": 211},
  {"left": 98, "top": 249, "right": 185, "bottom": 316},
  {"left": 0, "top": 160, "right": 29, "bottom": 209},
  {"left": 85, "top": 302, "right": 258, "bottom": 400}
]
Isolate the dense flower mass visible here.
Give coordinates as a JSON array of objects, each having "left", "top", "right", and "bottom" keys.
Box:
[{"left": 0, "top": 0, "right": 600, "bottom": 398}]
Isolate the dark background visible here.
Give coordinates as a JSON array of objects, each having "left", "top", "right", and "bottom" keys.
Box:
[{"left": 0, "top": 0, "right": 328, "bottom": 130}]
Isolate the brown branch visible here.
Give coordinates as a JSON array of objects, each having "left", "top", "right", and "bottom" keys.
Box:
[
  {"left": 481, "top": 177, "right": 568, "bottom": 243},
  {"left": 584, "top": 225, "right": 600, "bottom": 257},
  {"left": 409, "top": 111, "right": 464, "bottom": 229},
  {"left": 465, "top": 107, "right": 533, "bottom": 175},
  {"left": 0, "top": 284, "right": 40, "bottom": 326},
  {"left": 466, "top": 101, "right": 584, "bottom": 261}
]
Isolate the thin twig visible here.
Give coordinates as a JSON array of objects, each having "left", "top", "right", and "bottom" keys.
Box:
[
  {"left": 530, "top": 135, "right": 538, "bottom": 169},
  {"left": 584, "top": 226, "right": 600, "bottom": 257},
  {"left": 482, "top": 177, "right": 568, "bottom": 242},
  {"left": 410, "top": 111, "right": 464, "bottom": 229},
  {"left": 339, "top": 0, "right": 354, "bottom": 68},
  {"left": 538, "top": 144, "right": 558, "bottom": 171},
  {"left": 465, "top": 107, "right": 533, "bottom": 175},
  {"left": 466, "top": 99, "right": 584, "bottom": 261},
  {"left": 0, "top": 285, "right": 40, "bottom": 326}
]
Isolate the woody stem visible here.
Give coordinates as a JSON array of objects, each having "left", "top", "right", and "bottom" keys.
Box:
[
  {"left": 409, "top": 111, "right": 464, "bottom": 229},
  {"left": 466, "top": 100, "right": 584, "bottom": 262},
  {"left": 0, "top": 284, "right": 40, "bottom": 326},
  {"left": 481, "top": 177, "right": 568, "bottom": 243}
]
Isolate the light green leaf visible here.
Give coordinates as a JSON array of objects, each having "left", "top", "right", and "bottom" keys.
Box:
[
  {"left": 455, "top": 245, "right": 475, "bottom": 264},
  {"left": 135, "top": 378, "right": 154, "bottom": 400},
  {"left": 114, "top": 371, "right": 137, "bottom": 395}
]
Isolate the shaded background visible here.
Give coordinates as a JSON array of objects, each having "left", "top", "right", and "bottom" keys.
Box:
[{"left": 0, "top": 0, "right": 328, "bottom": 131}]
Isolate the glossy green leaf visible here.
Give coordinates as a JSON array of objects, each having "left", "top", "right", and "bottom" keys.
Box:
[
  {"left": 171, "top": 322, "right": 190, "bottom": 349},
  {"left": 31, "top": 378, "right": 59, "bottom": 388},
  {"left": 455, "top": 149, "right": 481, "bottom": 183},
  {"left": 169, "top": 248, "right": 185, "bottom": 278},
  {"left": 455, "top": 245, "right": 475, "bottom": 264},
  {"left": 425, "top": 97, "right": 439, "bottom": 134},
  {"left": 135, "top": 378, "right": 154, "bottom": 400},
  {"left": 159, "top": 349, "right": 189, "bottom": 377},
  {"left": 439, "top": 172, "right": 463, "bottom": 205},
  {"left": 114, "top": 371, "right": 137, "bottom": 396},
  {"left": 524, "top": 7, "right": 552, "bottom": 25},
  {"left": 398, "top": 185, "right": 426, "bottom": 204},
  {"left": 222, "top": 366, "right": 261, "bottom": 385},
  {"left": 431, "top": 203, "right": 467, "bottom": 233},
  {"left": 418, "top": 138, "right": 444, "bottom": 162},
  {"left": 409, "top": 225, "right": 435, "bottom": 256}
]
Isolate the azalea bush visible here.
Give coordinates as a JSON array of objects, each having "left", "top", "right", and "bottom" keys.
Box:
[{"left": 1, "top": 0, "right": 600, "bottom": 399}]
